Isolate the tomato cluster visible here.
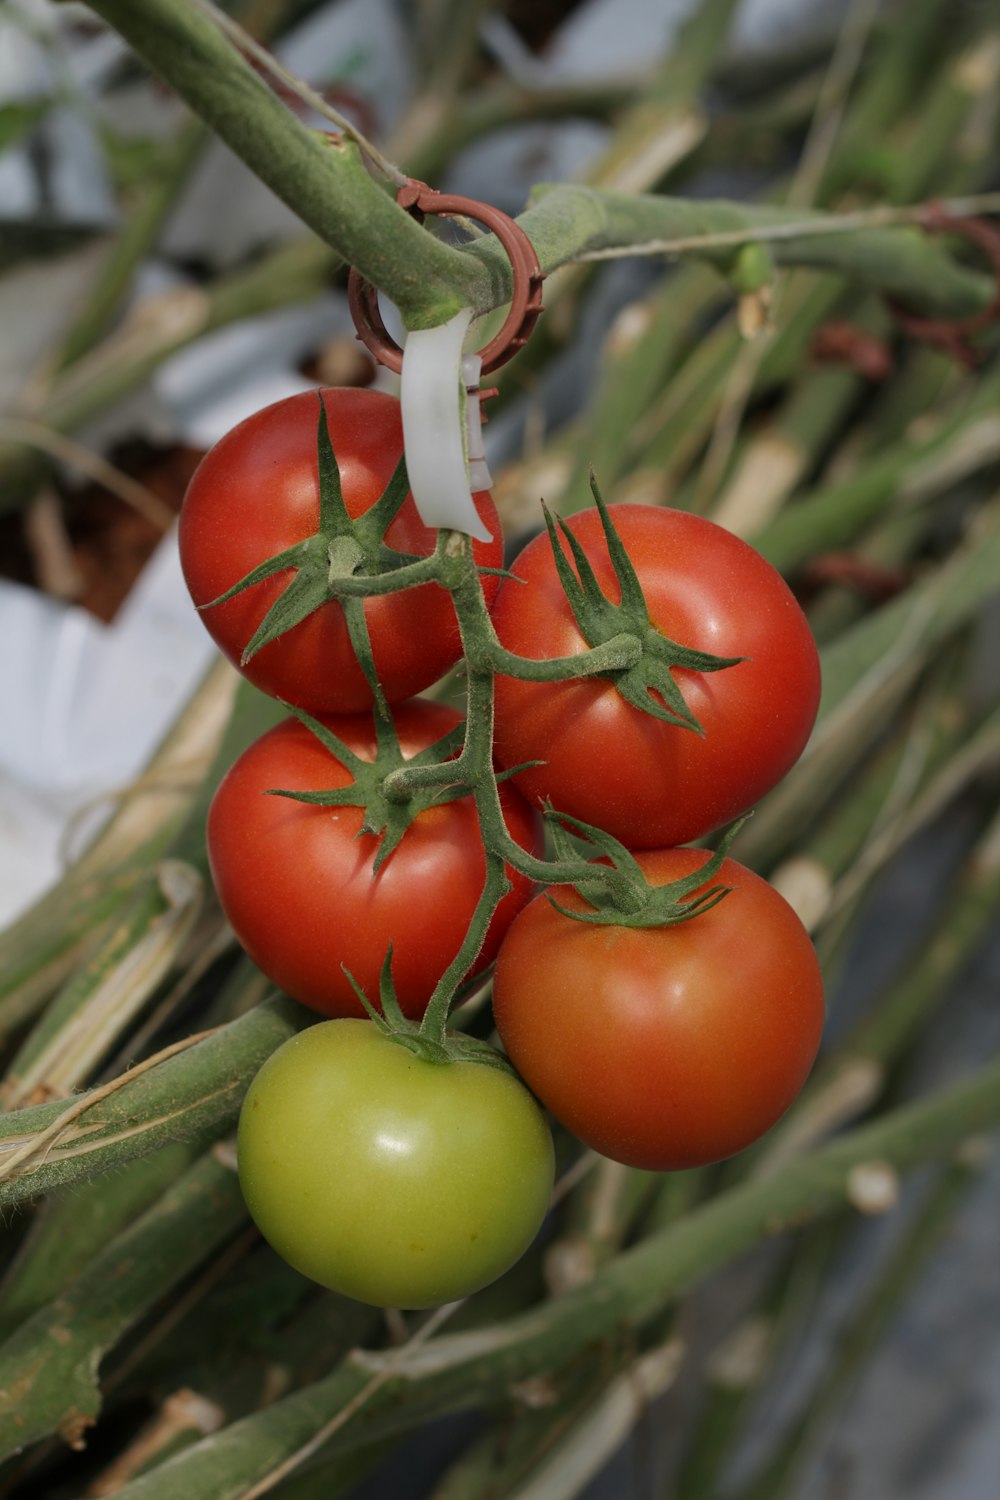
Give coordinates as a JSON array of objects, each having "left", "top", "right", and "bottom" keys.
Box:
[{"left": 181, "top": 387, "right": 824, "bottom": 1310}]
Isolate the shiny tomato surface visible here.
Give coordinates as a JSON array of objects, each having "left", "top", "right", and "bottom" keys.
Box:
[
  {"left": 492, "top": 505, "right": 820, "bottom": 848},
  {"left": 208, "top": 699, "right": 542, "bottom": 1017},
  {"left": 492, "top": 848, "right": 824, "bottom": 1170},
  {"left": 180, "top": 388, "right": 503, "bottom": 711},
  {"left": 238, "top": 1020, "right": 555, "bottom": 1308}
]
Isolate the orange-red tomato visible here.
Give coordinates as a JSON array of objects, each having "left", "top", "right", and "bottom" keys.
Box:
[
  {"left": 492, "top": 849, "right": 824, "bottom": 1170},
  {"left": 208, "top": 699, "right": 541, "bottom": 1018}
]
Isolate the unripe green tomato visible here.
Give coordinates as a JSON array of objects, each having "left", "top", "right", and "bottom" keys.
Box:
[{"left": 237, "top": 1019, "right": 555, "bottom": 1309}]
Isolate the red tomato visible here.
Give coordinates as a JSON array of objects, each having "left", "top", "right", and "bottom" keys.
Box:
[
  {"left": 207, "top": 699, "right": 542, "bottom": 1018},
  {"left": 491, "top": 505, "right": 820, "bottom": 848},
  {"left": 492, "top": 849, "right": 824, "bottom": 1170},
  {"left": 180, "top": 389, "right": 503, "bottom": 712}
]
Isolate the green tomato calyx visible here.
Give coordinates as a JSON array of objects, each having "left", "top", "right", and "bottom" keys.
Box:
[
  {"left": 344, "top": 948, "right": 518, "bottom": 1075},
  {"left": 197, "top": 394, "right": 438, "bottom": 665},
  {"left": 263, "top": 703, "right": 476, "bottom": 870},
  {"left": 546, "top": 809, "right": 748, "bottom": 929},
  {"left": 543, "top": 476, "right": 745, "bottom": 733}
]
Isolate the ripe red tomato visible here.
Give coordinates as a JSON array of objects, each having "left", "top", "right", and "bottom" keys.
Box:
[
  {"left": 492, "top": 848, "right": 824, "bottom": 1170},
  {"left": 179, "top": 388, "right": 503, "bottom": 712},
  {"left": 491, "top": 505, "right": 820, "bottom": 849},
  {"left": 207, "top": 699, "right": 542, "bottom": 1018}
]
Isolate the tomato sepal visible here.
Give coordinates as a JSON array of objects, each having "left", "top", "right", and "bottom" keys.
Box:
[
  {"left": 541, "top": 477, "right": 746, "bottom": 732},
  {"left": 342, "top": 949, "right": 450, "bottom": 1064},
  {"left": 196, "top": 396, "right": 438, "bottom": 668},
  {"left": 197, "top": 535, "right": 317, "bottom": 610},
  {"left": 544, "top": 809, "right": 747, "bottom": 929},
  {"left": 264, "top": 703, "right": 473, "bottom": 870},
  {"left": 343, "top": 947, "right": 520, "bottom": 1078}
]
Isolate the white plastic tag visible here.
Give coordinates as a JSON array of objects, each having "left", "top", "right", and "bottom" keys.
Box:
[{"left": 399, "top": 308, "right": 493, "bottom": 540}]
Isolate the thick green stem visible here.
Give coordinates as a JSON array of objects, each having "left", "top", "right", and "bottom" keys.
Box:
[
  {"left": 0, "top": 1140, "right": 199, "bottom": 1344},
  {"left": 0, "top": 996, "right": 306, "bottom": 1209},
  {"left": 80, "top": 0, "right": 478, "bottom": 328},
  {"left": 79, "top": 0, "right": 993, "bottom": 327},
  {"left": 0, "top": 1147, "right": 247, "bottom": 1459}
]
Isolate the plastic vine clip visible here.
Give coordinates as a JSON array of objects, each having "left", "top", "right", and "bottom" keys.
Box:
[
  {"left": 884, "top": 204, "right": 1000, "bottom": 368},
  {"left": 348, "top": 181, "right": 543, "bottom": 539},
  {"left": 347, "top": 179, "right": 545, "bottom": 375}
]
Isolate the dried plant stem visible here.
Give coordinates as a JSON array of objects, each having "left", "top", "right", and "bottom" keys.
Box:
[
  {"left": 735, "top": 494, "right": 1000, "bottom": 871},
  {"left": 1, "top": 862, "right": 205, "bottom": 1109},
  {"left": 756, "top": 797, "right": 1000, "bottom": 1177},
  {"left": 730, "top": 1157, "right": 986, "bottom": 1500},
  {"left": 0, "top": 418, "right": 175, "bottom": 529},
  {"left": 54, "top": 117, "right": 209, "bottom": 372},
  {"left": 0, "top": 996, "right": 304, "bottom": 1208},
  {"left": 0, "top": 1147, "right": 247, "bottom": 1459}
]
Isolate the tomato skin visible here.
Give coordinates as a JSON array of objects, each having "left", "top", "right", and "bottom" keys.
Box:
[
  {"left": 238, "top": 1020, "right": 555, "bottom": 1307},
  {"left": 492, "top": 849, "right": 824, "bottom": 1170},
  {"left": 179, "top": 388, "right": 503, "bottom": 712},
  {"left": 207, "top": 699, "right": 542, "bottom": 1018},
  {"left": 491, "top": 505, "right": 820, "bottom": 849}
]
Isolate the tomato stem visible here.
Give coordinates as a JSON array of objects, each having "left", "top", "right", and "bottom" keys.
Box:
[{"left": 486, "top": 631, "right": 644, "bottom": 679}]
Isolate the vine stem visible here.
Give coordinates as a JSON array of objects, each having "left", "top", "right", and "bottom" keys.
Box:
[
  {"left": 79, "top": 0, "right": 994, "bottom": 326},
  {"left": 191, "top": 0, "right": 407, "bottom": 187},
  {"left": 415, "top": 538, "right": 623, "bottom": 1045},
  {"left": 0, "top": 1027, "right": 222, "bottom": 1184},
  {"left": 565, "top": 191, "right": 1000, "bottom": 262},
  {"left": 400, "top": 536, "right": 654, "bottom": 1042}
]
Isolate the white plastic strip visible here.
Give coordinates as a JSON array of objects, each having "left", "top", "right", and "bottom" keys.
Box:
[
  {"left": 463, "top": 352, "right": 493, "bottom": 492},
  {"left": 400, "top": 307, "right": 493, "bottom": 541}
]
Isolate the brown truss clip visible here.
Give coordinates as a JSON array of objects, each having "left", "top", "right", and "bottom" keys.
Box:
[{"left": 348, "top": 180, "right": 544, "bottom": 376}]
